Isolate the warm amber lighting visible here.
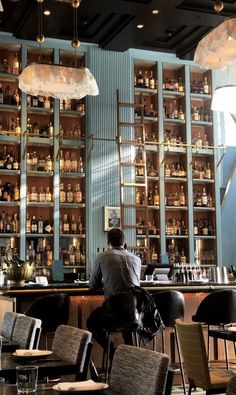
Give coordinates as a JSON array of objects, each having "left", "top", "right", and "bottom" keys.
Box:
[
  {"left": 43, "top": 9, "right": 51, "bottom": 15},
  {"left": 152, "top": 9, "right": 159, "bottom": 15},
  {"left": 137, "top": 24, "right": 144, "bottom": 29}
]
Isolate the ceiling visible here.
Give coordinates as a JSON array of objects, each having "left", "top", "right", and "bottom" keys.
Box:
[{"left": 0, "top": 0, "right": 235, "bottom": 60}]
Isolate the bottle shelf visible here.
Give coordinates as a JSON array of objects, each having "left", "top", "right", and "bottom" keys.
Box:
[
  {"left": 135, "top": 115, "right": 158, "bottom": 123},
  {"left": 193, "top": 207, "right": 215, "bottom": 212},
  {"left": 0, "top": 169, "right": 20, "bottom": 176},
  {"left": 27, "top": 107, "right": 53, "bottom": 115},
  {"left": 27, "top": 202, "right": 53, "bottom": 207},
  {"left": 0, "top": 201, "right": 20, "bottom": 206},
  {"left": 165, "top": 177, "right": 187, "bottom": 183},
  {"left": 62, "top": 265, "right": 85, "bottom": 269},
  {"left": 0, "top": 72, "right": 18, "bottom": 82},
  {"left": 0, "top": 135, "right": 20, "bottom": 145},
  {"left": 60, "top": 233, "right": 85, "bottom": 238},
  {"left": 60, "top": 172, "right": 85, "bottom": 179},
  {"left": 26, "top": 233, "right": 53, "bottom": 238},
  {"left": 148, "top": 205, "right": 160, "bottom": 210},
  {"left": 191, "top": 147, "right": 214, "bottom": 156},
  {"left": 0, "top": 104, "right": 20, "bottom": 112},
  {"left": 163, "top": 90, "right": 185, "bottom": 98},
  {"left": 194, "top": 235, "right": 216, "bottom": 240},
  {"left": 164, "top": 118, "right": 185, "bottom": 125},
  {"left": 60, "top": 203, "right": 85, "bottom": 208},
  {"left": 193, "top": 178, "right": 214, "bottom": 184},
  {"left": 60, "top": 109, "right": 85, "bottom": 118},
  {"left": 165, "top": 206, "right": 188, "bottom": 211},
  {"left": 191, "top": 93, "right": 212, "bottom": 101},
  {"left": 134, "top": 87, "right": 157, "bottom": 96},
  {"left": 0, "top": 232, "right": 19, "bottom": 237},
  {"left": 27, "top": 170, "right": 54, "bottom": 177},
  {"left": 191, "top": 120, "right": 212, "bottom": 127},
  {"left": 61, "top": 139, "right": 85, "bottom": 149},
  {"left": 166, "top": 235, "right": 188, "bottom": 239},
  {"left": 27, "top": 137, "right": 53, "bottom": 147}
]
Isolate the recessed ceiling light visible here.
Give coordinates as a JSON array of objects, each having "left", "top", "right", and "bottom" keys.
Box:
[
  {"left": 137, "top": 24, "right": 144, "bottom": 29},
  {"left": 152, "top": 9, "right": 159, "bottom": 15},
  {"left": 44, "top": 9, "right": 51, "bottom": 16}
]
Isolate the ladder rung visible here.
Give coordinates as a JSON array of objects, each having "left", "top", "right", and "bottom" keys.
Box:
[
  {"left": 119, "top": 122, "right": 143, "bottom": 127},
  {"left": 122, "top": 183, "right": 146, "bottom": 187},
  {"left": 123, "top": 225, "right": 148, "bottom": 229},
  {"left": 118, "top": 102, "right": 136, "bottom": 108},
  {"left": 121, "top": 162, "right": 145, "bottom": 167},
  {"left": 119, "top": 140, "right": 145, "bottom": 146}
]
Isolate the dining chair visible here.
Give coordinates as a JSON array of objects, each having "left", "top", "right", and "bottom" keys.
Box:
[
  {"left": 11, "top": 314, "right": 42, "bottom": 349},
  {"left": 192, "top": 289, "right": 236, "bottom": 369},
  {"left": 51, "top": 324, "right": 93, "bottom": 381},
  {"left": 226, "top": 375, "right": 236, "bottom": 395},
  {"left": 109, "top": 344, "right": 170, "bottom": 395},
  {"left": 0, "top": 312, "right": 19, "bottom": 340},
  {"left": 175, "top": 319, "right": 234, "bottom": 394},
  {"left": 24, "top": 293, "right": 70, "bottom": 349}
]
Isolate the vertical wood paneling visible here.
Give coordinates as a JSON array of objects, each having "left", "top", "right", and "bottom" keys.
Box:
[{"left": 86, "top": 47, "right": 133, "bottom": 272}]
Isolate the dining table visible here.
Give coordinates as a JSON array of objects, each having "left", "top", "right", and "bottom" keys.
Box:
[
  {"left": 0, "top": 352, "right": 81, "bottom": 383},
  {"left": 3, "top": 384, "right": 117, "bottom": 394}
]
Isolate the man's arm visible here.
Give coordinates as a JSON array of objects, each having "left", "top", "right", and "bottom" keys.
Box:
[{"left": 89, "top": 255, "right": 103, "bottom": 290}]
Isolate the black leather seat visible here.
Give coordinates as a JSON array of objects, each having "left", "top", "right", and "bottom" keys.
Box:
[
  {"left": 152, "top": 290, "right": 186, "bottom": 394},
  {"left": 192, "top": 289, "right": 236, "bottom": 369},
  {"left": 24, "top": 293, "right": 70, "bottom": 349}
]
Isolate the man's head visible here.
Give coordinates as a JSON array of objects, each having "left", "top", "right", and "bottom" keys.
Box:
[{"left": 107, "top": 228, "right": 124, "bottom": 247}]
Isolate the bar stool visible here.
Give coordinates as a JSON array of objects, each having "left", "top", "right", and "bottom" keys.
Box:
[{"left": 152, "top": 290, "right": 186, "bottom": 394}]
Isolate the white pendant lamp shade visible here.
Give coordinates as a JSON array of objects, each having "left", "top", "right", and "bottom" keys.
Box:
[
  {"left": 194, "top": 17, "right": 236, "bottom": 69},
  {"left": 18, "top": 63, "right": 99, "bottom": 100},
  {"left": 211, "top": 85, "right": 236, "bottom": 113}
]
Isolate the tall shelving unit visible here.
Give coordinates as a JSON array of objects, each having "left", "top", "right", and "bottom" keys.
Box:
[
  {"left": 116, "top": 57, "right": 221, "bottom": 268},
  {"left": 0, "top": 41, "right": 87, "bottom": 281}
]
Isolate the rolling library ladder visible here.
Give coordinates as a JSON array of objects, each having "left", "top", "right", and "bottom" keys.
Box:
[{"left": 116, "top": 89, "right": 151, "bottom": 262}]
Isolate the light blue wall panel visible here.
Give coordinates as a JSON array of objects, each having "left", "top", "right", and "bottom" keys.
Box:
[{"left": 86, "top": 47, "right": 133, "bottom": 273}]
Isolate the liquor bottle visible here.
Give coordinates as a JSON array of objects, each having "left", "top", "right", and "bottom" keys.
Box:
[
  {"left": 64, "top": 151, "right": 71, "bottom": 173},
  {"left": 60, "top": 150, "right": 64, "bottom": 172},
  {"left": 1, "top": 58, "right": 10, "bottom": 74},
  {"left": 44, "top": 97, "right": 51, "bottom": 109},
  {"left": 13, "top": 182, "right": 20, "bottom": 201},
  {"left": 193, "top": 221, "right": 198, "bottom": 235},
  {"left": 31, "top": 215, "right": 38, "bottom": 233},
  {"left": 71, "top": 215, "right": 77, "bottom": 234},
  {"left": 38, "top": 216, "right": 44, "bottom": 234},
  {"left": 39, "top": 186, "right": 46, "bottom": 202},
  {"left": 66, "top": 184, "right": 74, "bottom": 203},
  {"left": 165, "top": 163, "right": 171, "bottom": 177},
  {"left": 69, "top": 245, "right": 76, "bottom": 265},
  {"left": 12, "top": 213, "right": 19, "bottom": 233},
  {"left": 12, "top": 53, "right": 20, "bottom": 75},
  {"left": 30, "top": 186, "right": 38, "bottom": 202},
  {"left": 178, "top": 77, "right": 184, "bottom": 92},
  {"left": 44, "top": 219, "right": 52, "bottom": 234},
  {"left": 201, "top": 187, "right": 208, "bottom": 206},
  {"left": 45, "top": 155, "right": 53, "bottom": 172},
  {"left": 137, "top": 70, "right": 144, "bottom": 88},
  {"left": 26, "top": 213, "right": 31, "bottom": 233},
  {"left": 32, "top": 96, "right": 39, "bottom": 107},
  {"left": 46, "top": 245, "right": 53, "bottom": 266},
  {"left": 60, "top": 183, "right": 66, "bottom": 203},
  {"left": 74, "top": 183, "right": 83, "bottom": 203},
  {"left": 78, "top": 215, "right": 83, "bottom": 234},
  {"left": 153, "top": 185, "right": 159, "bottom": 206},
  {"left": 179, "top": 185, "right": 186, "bottom": 206},
  {"left": 71, "top": 152, "right": 78, "bottom": 173},
  {"left": 203, "top": 76, "right": 209, "bottom": 94},
  {"left": 31, "top": 151, "right": 38, "bottom": 171},
  {"left": 148, "top": 189, "right": 153, "bottom": 206},
  {"left": 178, "top": 105, "right": 185, "bottom": 120},
  {"left": 180, "top": 249, "right": 187, "bottom": 265},
  {"left": 149, "top": 70, "right": 155, "bottom": 90},
  {"left": 151, "top": 246, "right": 158, "bottom": 262},
  {"left": 45, "top": 187, "right": 52, "bottom": 202},
  {"left": 205, "top": 163, "right": 211, "bottom": 179},
  {"left": 62, "top": 214, "right": 70, "bottom": 234},
  {"left": 15, "top": 117, "right": 21, "bottom": 135},
  {"left": 144, "top": 70, "right": 149, "bottom": 89}
]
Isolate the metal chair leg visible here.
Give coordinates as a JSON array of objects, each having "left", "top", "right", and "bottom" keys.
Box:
[{"left": 174, "top": 326, "right": 186, "bottom": 394}]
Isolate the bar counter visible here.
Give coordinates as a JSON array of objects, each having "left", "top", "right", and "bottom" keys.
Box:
[{"left": 0, "top": 280, "right": 236, "bottom": 367}]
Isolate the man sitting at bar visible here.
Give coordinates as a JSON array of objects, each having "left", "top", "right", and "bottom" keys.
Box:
[{"left": 87, "top": 228, "right": 141, "bottom": 358}]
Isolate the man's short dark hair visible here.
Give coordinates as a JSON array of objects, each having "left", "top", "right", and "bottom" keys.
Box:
[{"left": 107, "top": 228, "right": 124, "bottom": 247}]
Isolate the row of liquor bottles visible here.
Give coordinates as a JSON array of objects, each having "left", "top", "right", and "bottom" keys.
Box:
[
  {"left": 134, "top": 69, "right": 210, "bottom": 95},
  {"left": 166, "top": 217, "right": 215, "bottom": 236},
  {"left": 27, "top": 152, "right": 85, "bottom": 173},
  {"left": 0, "top": 181, "right": 20, "bottom": 202},
  {"left": 171, "top": 263, "right": 210, "bottom": 283},
  {"left": 137, "top": 129, "right": 212, "bottom": 147},
  {"left": 165, "top": 161, "right": 212, "bottom": 180},
  {"left": 25, "top": 214, "right": 84, "bottom": 235},
  {"left": 0, "top": 54, "right": 20, "bottom": 75},
  {"left": 59, "top": 151, "right": 85, "bottom": 173},
  {"left": 0, "top": 146, "right": 20, "bottom": 170},
  {"left": 60, "top": 183, "right": 83, "bottom": 204},
  {"left": 0, "top": 85, "right": 20, "bottom": 106},
  {"left": 27, "top": 94, "right": 85, "bottom": 113},
  {"left": 60, "top": 244, "right": 86, "bottom": 267},
  {"left": 0, "top": 211, "right": 19, "bottom": 233},
  {"left": 136, "top": 187, "right": 214, "bottom": 208},
  {"left": 61, "top": 214, "right": 83, "bottom": 235}
]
